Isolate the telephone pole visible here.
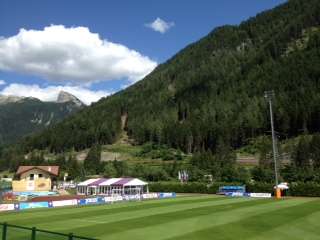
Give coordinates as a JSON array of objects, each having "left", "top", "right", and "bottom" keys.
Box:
[{"left": 264, "top": 90, "right": 279, "bottom": 187}]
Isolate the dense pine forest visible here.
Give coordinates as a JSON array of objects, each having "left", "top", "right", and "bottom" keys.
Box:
[{"left": 1, "top": 0, "right": 320, "bottom": 184}]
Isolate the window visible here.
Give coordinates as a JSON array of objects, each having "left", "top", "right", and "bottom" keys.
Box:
[
  {"left": 29, "top": 174, "right": 34, "bottom": 180},
  {"left": 38, "top": 174, "right": 43, "bottom": 178}
]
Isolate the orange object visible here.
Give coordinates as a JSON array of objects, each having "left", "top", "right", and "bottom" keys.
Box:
[{"left": 275, "top": 188, "right": 281, "bottom": 199}]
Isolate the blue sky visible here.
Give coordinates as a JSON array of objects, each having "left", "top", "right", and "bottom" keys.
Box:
[{"left": 0, "top": 0, "right": 287, "bottom": 104}]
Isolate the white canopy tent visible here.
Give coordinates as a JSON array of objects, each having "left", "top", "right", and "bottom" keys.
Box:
[
  {"left": 77, "top": 178, "right": 149, "bottom": 196},
  {"left": 77, "top": 179, "right": 100, "bottom": 195}
]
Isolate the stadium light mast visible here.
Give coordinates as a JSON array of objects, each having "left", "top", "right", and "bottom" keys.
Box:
[{"left": 264, "top": 90, "right": 279, "bottom": 187}]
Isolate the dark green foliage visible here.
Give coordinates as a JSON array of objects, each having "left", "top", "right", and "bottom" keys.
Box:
[
  {"left": 148, "top": 182, "right": 210, "bottom": 193},
  {"left": 28, "top": 151, "right": 45, "bottom": 165},
  {"left": 293, "top": 135, "right": 311, "bottom": 168},
  {"left": 245, "top": 182, "right": 274, "bottom": 193},
  {"left": 221, "top": 166, "right": 251, "bottom": 183},
  {"left": 55, "top": 154, "right": 67, "bottom": 171},
  {"left": 11, "top": 0, "right": 320, "bottom": 157},
  {"left": 149, "top": 182, "right": 247, "bottom": 194},
  {"left": 255, "top": 136, "right": 273, "bottom": 167},
  {"left": 281, "top": 164, "right": 319, "bottom": 182},
  {"left": 190, "top": 146, "right": 238, "bottom": 182},
  {"left": 136, "top": 142, "right": 183, "bottom": 161},
  {"left": 143, "top": 167, "right": 170, "bottom": 182},
  {"left": 149, "top": 181, "right": 320, "bottom": 197},
  {"left": 113, "top": 160, "right": 129, "bottom": 177},
  {"left": 66, "top": 154, "right": 81, "bottom": 179},
  {"left": 0, "top": 146, "right": 25, "bottom": 172},
  {"left": 251, "top": 166, "right": 275, "bottom": 183},
  {"left": 310, "top": 134, "right": 320, "bottom": 168},
  {"left": 103, "top": 162, "right": 117, "bottom": 177},
  {"left": 289, "top": 182, "right": 320, "bottom": 197},
  {"left": 278, "top": 134, "right": 320, "bottom": 183},
  {"left": 84, "top": 144, "right": 102, "bottom": 174}
]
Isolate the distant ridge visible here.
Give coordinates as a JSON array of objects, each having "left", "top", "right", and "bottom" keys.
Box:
[
  {"left": 0, "top": 92, "right": 84, "bottom": 145},
  {"left": 0, "top": 95, "right": 24, "bottom": 105}
]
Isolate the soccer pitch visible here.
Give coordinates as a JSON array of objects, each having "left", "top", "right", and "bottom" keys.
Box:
[{"left": 1, "top": 195, "right": 320, "bottom": 240}]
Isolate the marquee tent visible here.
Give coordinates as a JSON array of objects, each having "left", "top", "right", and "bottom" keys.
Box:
[
  {"left": 77, "top": 178, "right": 148, "bottom": 196},
  {"left": 77, "top": 178, "right": 105, "bottom": 195}
]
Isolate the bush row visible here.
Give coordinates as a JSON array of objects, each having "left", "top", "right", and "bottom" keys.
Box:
[
  {"left": 149, "top": 182, "right": 320, "bottom": 197},
  {"left": 289, "top": 182, "right": 320, "bottom": 197}
]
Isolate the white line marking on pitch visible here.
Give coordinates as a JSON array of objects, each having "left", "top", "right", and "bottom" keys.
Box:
[{"left": 76, "top": 219, "right": 108, "bottom": 224}]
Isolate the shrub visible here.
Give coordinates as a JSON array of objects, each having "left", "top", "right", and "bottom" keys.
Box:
[
  {"left": 289, "top": 182, "right": 320, "bottom": 197},
  {"left": 246, "top": 182, "right": 274, "bottom": 193}
]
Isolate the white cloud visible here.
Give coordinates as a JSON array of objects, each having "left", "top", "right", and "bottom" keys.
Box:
[
  {"left": 0, "top": 83, "right": 111, "bottom": 105},
  {"left": 145, "top": 18, "right": 175, "bottom": 34},
  {"left": 0, "top": 80, "right": 6, "bottom": 85},
  {"left": 0, "top": 25, "right": 157, "bottom": 84}
]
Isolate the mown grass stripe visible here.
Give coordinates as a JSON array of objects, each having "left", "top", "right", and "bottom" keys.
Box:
[
  {"left": 249, "top": 210, "right": 320, "bottom": 240},
  {"left": 165, "top": 199, "right": 320, "bottom": 240},
  {"left": 103, "top": 198, "right": 312, "bottom": 240},
  {"left": 2, "top": 196, "right": 318, "bottom": 240},
  {"left": 36, "top": 197, "right": 254, "bottom": 232},
  {"left": 66, "top": 198, "right": 272, "bottom": 237},
  {"left": 1, "top": 195, "right": 218, "bottom": 220},
  {"left": 4, "top": 196, "right": 226, "bottom": 225}
]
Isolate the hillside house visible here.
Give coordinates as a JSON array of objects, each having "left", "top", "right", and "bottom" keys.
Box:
[{"left": 12, "top": 166, "right": 59, "bottom": 192}]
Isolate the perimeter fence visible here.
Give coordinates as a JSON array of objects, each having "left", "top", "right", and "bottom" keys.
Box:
[{"left": 1, "top": 222, "right": 97, "bottom": 240}]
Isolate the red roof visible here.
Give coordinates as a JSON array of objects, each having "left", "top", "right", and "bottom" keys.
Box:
[{"left": 16, "top": 166, "right": 59, "bottom": 176}]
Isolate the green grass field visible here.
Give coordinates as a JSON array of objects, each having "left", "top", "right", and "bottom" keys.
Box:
[{"left": 1, "top": 195, "right": 320, "bottom": 240}]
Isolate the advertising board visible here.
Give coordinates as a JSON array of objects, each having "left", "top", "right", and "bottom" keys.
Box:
[
  {"left": 52, "top": 199, "right": 78, "bottom": 207},
  {"left": 225, "top": 192, "right": 245, "bottom": 197},
  {"left": 249, "top": 193, "right": 272, "bottom": 198},
  {"left": 159, "top": 192, "right": 176, "bottom": 198},
  {"left": 142, "top": 193, "right": 159, "bottom": 199},
  {"left": 123, "top": 194, "right": 141, "bottom": 201},
  {"left": 104, "top": 195, "right": 123, "bottom": 203},
  {"left": 19, "top": 202, "right": 49, "bottom": 210},
  {"left": 0, "top": 204, "right": 15, "bottom": 212}
]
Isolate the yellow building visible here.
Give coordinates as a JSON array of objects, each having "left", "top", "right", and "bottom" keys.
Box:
[{"left": 12, "top": 166, "right": 59, "bottom": 192}]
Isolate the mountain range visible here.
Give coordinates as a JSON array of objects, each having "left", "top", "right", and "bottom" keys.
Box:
[
  {"left": 0, "top": 91, "right": 84, "bottom": 145},
  {"left": 7, "top": 0, "right": 320, "bottom": 156}
]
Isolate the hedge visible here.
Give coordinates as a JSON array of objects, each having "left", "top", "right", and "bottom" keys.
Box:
[
  {"left": 149, "top": 182, "right": 242, "bottom": 194},
  {"left": 289, "top": 182, "right": 320, "bottom": 197},
  {"left": 149, "top": 181, "right": 320, "bottom": 197},
  {"left": 246, "top": 182, "right": 274, "bottom": 193},
  {"left": 149, "top": 182, "right": 209, "bottom": 193}
]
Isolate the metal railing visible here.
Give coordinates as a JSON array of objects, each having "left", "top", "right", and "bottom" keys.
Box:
[{"left": 1, "top": 222, "right": 97, "bottom": 240}]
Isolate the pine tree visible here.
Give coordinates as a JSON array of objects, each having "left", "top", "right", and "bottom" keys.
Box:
[
  {"left": 84, "top": 144, "right": 102, "bottom": 174},
  {"left": 294, "top": 136, "right": 311, "bottom": 168},
  {"left": 103, "top": 162, "right": 117, "bottom": 177},
  {"left": 310, "top": 134, "right": 320, "bottom": 168}
]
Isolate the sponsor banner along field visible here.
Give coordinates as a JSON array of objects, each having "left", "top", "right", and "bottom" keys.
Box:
[
  {"left": 225, "top": 192, "right": 272, "bottom": 198},
  {"left": 0, "top": 193, "right": 175, "bottom": 212},
  {"left": 52, "top": 199, "right": 78, "bottom": 207},
  {"left": 0, "top": 195, "right": 320, "bottom": 240},
  {"left": 0, "top": 204, "right": 14, "bottom": 212},
  {"left": 19, "top": 202, "right": 49, "bottom": 210}
]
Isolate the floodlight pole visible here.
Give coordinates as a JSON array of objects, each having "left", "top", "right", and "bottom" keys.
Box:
[{"left": 264, "top": 90, "right": 279, "bottom": 187}]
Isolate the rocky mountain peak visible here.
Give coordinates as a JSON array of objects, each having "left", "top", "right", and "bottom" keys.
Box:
[
  {"left": 0, "top": 95, "right": 24, "bottom": 105},
  {"left": 57, "top": 91, "right": 84, "bottom": 106}
]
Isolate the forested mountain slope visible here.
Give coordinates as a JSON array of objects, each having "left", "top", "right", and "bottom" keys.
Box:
[
  {"left": 19, "top": 0, "right": 320, "bottom": 154},
  {"left": 0, "top": 92, "right": 83, "bottom": 145}
]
